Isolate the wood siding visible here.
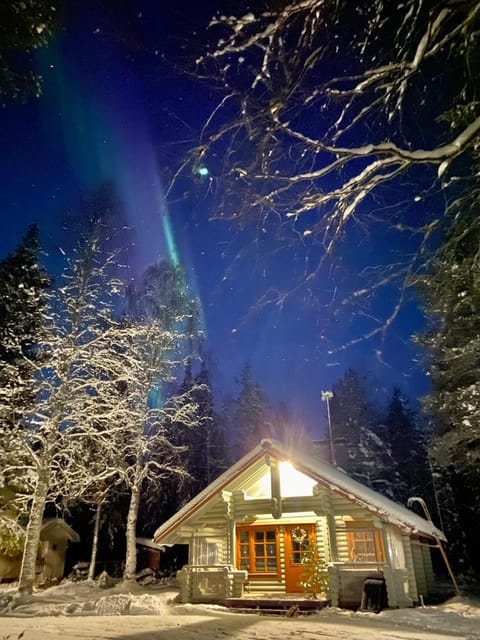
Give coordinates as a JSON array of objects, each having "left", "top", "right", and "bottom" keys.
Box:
[
  {"left": 411, "top": 541, "right": 428, "bottom": 597},
  {"left": 402, "top": 536, "right": 418, "bottom": 605},
  {"left": 422, "top": 544, "right": 435, "bottom": 593}
]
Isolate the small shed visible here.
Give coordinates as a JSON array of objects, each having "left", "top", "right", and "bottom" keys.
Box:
[
  {"left": 39, "top": 518, "right": 80, "bottom": 583},
  {"left": 0, "top": 517, "right": 79, "bottom": 584},
  {"left": 153, "top": 439, "right": 445, "bottom": 608},
  {"left": 136, "top": 537, "right": 163, "bottom": 573}
]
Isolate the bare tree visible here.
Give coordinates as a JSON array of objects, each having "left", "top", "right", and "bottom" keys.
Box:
[
  {"left": 93, "top": 316, "right": 200, "bottom": 582},
  {"left": 0, "top": 225, "right": 203, "bottom": 596},
  {"left": 5, "top": 236, "right": 122, "bottom": 595},
  {"left": 110, "top": 262, "right": 201, "bottom": 582},
  {"left": 179, "top": 0, "right": 480, "bottom": 343}
]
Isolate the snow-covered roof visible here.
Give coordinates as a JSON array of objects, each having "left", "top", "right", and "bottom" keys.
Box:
[
  {"left": 40, "top": 518, "right": 80, "bottom": 543},
  {"left": 136, "top": 537, "right": 163, "bottom": 551},
  {"left": 154, "top": 439, "right": 445, "bottom": 543}
]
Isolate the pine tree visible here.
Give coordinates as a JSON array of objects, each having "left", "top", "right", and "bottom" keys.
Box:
[
  {"left": 380, "top": 388, "right": 431, "bottom": 506},
  {"left": 231, "top": 363, "right": 269, "bottom": 459},
  {"left": 329, "top": 370, "right": 396, "bottom": 496},
  {"left": 0, "top": 225, "right": 50, "bottom": 428},
  {"left": 416, "top": 204, "right": 480, "bottom": 572},
  {"left": 0, "top": 225, "right": 50, "bottom": 520}
]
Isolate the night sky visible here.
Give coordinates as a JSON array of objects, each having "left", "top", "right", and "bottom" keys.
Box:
[{"left": 0, "top": 1, "right": 430, "bottom": 436}]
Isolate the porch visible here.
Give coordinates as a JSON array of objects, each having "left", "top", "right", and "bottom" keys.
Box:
[{"left": 176, "top": 565, "right": 331, "bottom": 613}]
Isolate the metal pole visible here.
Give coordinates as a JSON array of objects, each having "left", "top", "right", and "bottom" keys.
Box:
[
  {"left": 407, "top": 496, "right": 460, "bottom": 596},
  {"left": 321, "top": 391, "right": 335, "bottom": 465}
]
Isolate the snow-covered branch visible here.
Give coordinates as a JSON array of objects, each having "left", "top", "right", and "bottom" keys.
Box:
[{"left": 185, "top": 0, "right": 480, "bottom": 344}]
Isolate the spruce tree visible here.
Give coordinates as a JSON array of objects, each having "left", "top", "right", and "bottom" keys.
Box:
[
  {"left": 168, "top": 357, "right": 227, "bottom": 504},
  {"left": 267, "top": 402, "right": 311, "bottom": 451},
  {"left": 0, "top": 225, "right": 50, "bottom": 428},
  {"left": 380, "top": 388, "right": 431, "bottom": 506},
  {"left": 0, "top": 1, "right": 61, "bottom": 104},
  {"left": 183, "top": 358, "right": 227, "bottom": 492},
  {"left": 416, "top": 204, "right": 480, "bottom": 572},
  {"left": 329, "top": 370, "right": 396, "bottom": 496},
  {"left": 0, "top": 225, "right": 50, "bottom": 518},
  {"left": 231, "top": 363, "right": 268, "bottom": 459}
]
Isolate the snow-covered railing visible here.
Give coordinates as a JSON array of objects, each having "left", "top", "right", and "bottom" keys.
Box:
[{"left": 176, "top": 565, "right": 248, "bottom": 603}]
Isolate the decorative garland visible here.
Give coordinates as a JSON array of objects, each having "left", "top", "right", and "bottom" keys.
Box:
[{"left": 291, "top": 527, "right": 308, "bottom": 544}]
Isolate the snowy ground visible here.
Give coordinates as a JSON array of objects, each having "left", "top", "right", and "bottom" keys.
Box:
[{"left": 1, "top": 581, "right": 480, "bottom": 640}]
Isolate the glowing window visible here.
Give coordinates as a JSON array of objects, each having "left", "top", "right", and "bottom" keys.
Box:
[
  {"left": 346, "top": 522, "right": 385, "bottom": 562},
  {"left": 279, "top": 462, "right": 316, "bottom": 497},
  {"left": 236, "top": 526, "right": 279, "bottom": 575}
]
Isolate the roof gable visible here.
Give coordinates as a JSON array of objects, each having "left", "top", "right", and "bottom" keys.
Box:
[
  {"left": 40, "top": 518, "right": 80, "bottom": 543},
  {"left": 154, "top": 439, "right": 445, "bottom": 543}
]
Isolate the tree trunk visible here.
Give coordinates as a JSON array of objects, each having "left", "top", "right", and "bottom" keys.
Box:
[
  {"left": 18, "top": 471, "right": 49, "bottom": 595},
  {"left": 88, "top": 501, "right": 103, "bottom": 581},
  {"left": 123, "top": 474, "right": 141, "bottom": 582}
]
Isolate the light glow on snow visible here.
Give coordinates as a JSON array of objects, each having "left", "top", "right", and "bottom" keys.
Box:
[{"left": 1, "top": 581, "right": 479, "bottom": 640}]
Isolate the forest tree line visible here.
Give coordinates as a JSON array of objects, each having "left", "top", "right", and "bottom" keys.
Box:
[
  {"left": 0, "top": 221, "right": 478, "bottom": 592},
  {"left": 0, "top": 0, "right": 479, "bottom": 591}
]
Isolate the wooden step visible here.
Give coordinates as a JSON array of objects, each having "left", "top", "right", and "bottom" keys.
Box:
[{"left": 225, "top": 597, "right": 329, "bottom": 615}]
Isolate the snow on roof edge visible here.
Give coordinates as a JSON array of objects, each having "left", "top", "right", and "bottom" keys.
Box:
[
  {"left": 286, "top": 441, "right": 446, "bottom": 541},
  {"left": 154, "top": 438, "right": 445, "bottom": 543},
  {"left": 41, "top": 518, "right": 80, "bottom": 542},
  {"left": 136, "top": 537, "right": 163, "bottom": 550},
  {"left": 153, "top": 443, "right": 268, "bottom": 542}
]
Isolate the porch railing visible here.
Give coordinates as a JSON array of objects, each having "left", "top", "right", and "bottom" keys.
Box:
[{"left": 176, "top": 565, "right": 248, "bottom": 603}]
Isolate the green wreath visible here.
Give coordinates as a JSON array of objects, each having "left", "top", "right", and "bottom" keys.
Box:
[{"left": 291, "top": 527, "right": 308, "bottom": 544}]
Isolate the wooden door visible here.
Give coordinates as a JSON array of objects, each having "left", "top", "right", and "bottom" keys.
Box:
[{"left": 284, "top": 524, "right": 316, "bottom": 593}]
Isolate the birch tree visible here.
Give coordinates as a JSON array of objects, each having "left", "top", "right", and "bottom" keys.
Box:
[
  {"left": 8, "top": 235, "right": 122, "bottom": 595},
  {"left": 103, "top": 260, "right": 202, "bottom": 582},
  {"left": 0, "top": 228, "right": 202, "bottom": 592},
  {"left": 69, "top": 441, "right": 125, "bottom": 581},
  {"left": 181, "top": 0, "right": 480, "bottom": 341}
]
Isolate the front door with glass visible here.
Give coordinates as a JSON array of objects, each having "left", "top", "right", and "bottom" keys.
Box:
[{"left": 284, "top": 523, "right": 316, "bottom": 592}]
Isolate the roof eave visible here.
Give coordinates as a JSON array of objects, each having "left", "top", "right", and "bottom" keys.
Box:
[{"left": 154, "top": 438, "right": 446, "bottom": 544}]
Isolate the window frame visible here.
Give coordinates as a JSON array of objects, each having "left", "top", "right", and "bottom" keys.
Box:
[
  {"left": 236, "top": 525, "right": 280, "bottom": 578},
  {"left": 345, "top": 521, "right": 386, "bottom": 563},
  {"left": 197, "top": 539, "right": 219, "bottom": 566}
]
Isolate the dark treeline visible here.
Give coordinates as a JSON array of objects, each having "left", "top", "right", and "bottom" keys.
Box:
[{"left": 1, "top": 222, "right": 478, "bottom": 592}]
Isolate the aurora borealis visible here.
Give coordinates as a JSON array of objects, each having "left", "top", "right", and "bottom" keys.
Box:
[{"left": 0, "top": 1, "right": 430, "bottom": 434}]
